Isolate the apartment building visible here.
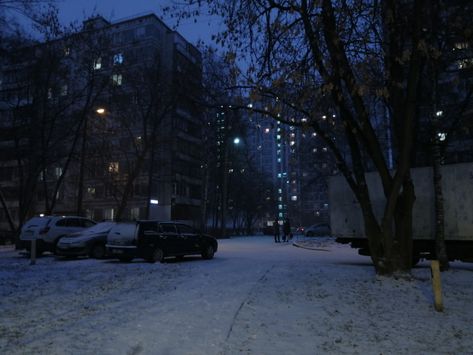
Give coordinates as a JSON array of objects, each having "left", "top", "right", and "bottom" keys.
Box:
[{"left": 0, "top": 13, "right": 203, "bottom": 232}]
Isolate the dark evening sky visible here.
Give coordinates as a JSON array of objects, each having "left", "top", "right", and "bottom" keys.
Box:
[{"left": 56, "top": 0, "right": 220, "bottom": 47}]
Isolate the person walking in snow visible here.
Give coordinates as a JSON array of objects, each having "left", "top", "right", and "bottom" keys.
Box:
[
  {"left": 273, "top": 218, "right": 281, "bottom": 243},
  {"left": 283, "top": 218, "right": 291, "bottom": 242}
]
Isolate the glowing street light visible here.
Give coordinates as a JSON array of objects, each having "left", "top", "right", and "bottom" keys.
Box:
[
  {"left": 233, "top": 137, "right": 241, "bottom": 145},
  {"left": 150, "top": 199, "right": 159, "bottom": 205},
  {"left": 96, "top": 107, "right": 106, "bottom": 115}
]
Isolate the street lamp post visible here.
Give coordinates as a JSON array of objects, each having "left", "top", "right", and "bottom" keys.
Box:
[{"left": 220, "top": 136, "right": 240, "bottom": 238}]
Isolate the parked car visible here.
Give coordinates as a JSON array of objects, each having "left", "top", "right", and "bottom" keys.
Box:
[
  {"left": 106, "top": 221, "right": 218, "bottom": 263},
  {"left": 19, "top": 216, "right": 96, "bottom": 255},
  {"left": 304, "top": 223, "right": 331, "bottom": 237},
  {"left": 56, "top": 221, "right": 116, "bottom": 259}
]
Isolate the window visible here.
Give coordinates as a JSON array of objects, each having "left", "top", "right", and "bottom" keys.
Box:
[
  {"left": 87, "top": 187, "right": 96, "bottom": 197},
  {"left": 60, "top": 85, "right": 68, "bottom": 96},
  {"left": 160, "top": 223, "right": 177, "bottom": 233},
  {"left": 177, "top": 224, "right": 194, "bottom": 234},
  {"left": 112, "top": 74, "right": 122, "bottom": 86},
  {"left": 56, "top": 219, "right": 67, "bottom": 227},
  {"left": 108, "top": 162, "right": 119, "bottom": 173},
  {"left": 130, "top": 207, "right": 140, "bottom": 219},
  {"left": 47, "top": 88, "right": 53, "bottom": 99},
  {"left": 104, "top": 208, "right": 114, "bottom": 220},
  {"left": 93, "top": 57, "right": 102, "bottom": 70},
  {"left": 458, "top": 58, "right": 473, "bottom": 69},
  {"left": 54, "top": 167, "right": 62, "bottom": 178},
  {"left": 64, "top": 47, "right": 70, "bottom": 56},
  {"left": 113, "top": 53, "right": 124, "bottom": 65},
  {"left": 83, "top": 219, "right": 96, "bottom": 228},
  {"left": 291, "top": 196, "right": 298, "bottom": 201}
]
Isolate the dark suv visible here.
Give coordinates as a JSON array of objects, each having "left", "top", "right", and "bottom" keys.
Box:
[{"left": 106, "top": 221, "right": 218, "bottom": 263}]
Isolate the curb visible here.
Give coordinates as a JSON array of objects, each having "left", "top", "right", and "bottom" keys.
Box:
[{"left": 292, "top": 241, "right": 330, "bottom": 252}]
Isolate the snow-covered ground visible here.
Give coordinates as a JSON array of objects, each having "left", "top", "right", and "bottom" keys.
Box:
[{"left": 0, "top": 236, "right": 472, "bottom": 355}]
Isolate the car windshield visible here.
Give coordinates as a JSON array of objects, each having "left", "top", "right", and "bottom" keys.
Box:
[{"left": 82, "top": 222, "right": 115, "bottom": 234}]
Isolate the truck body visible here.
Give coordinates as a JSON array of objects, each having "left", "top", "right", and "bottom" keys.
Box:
[{"left": 329, "top": 162, "right": 473, "bottom": 262}]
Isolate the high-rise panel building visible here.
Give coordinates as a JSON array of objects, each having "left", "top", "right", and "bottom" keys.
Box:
[{"left": 0, "top": 13, "right": 203, "bottom": 231}]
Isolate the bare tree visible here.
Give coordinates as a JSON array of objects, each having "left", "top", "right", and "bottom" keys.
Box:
[{"left": 167, "top": 0, "right": 435, "bottom": 274}]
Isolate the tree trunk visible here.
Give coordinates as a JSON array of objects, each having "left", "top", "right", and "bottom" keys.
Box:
[
  {"left": 394, "top": 178, "right": 416, "bottom": 270},
  {"left": 432, "top": 142, "right": 449, "bottom": 271},
  {"left": 115, "top": 155, "right": 146, "bottom": 221},
  {"left": 0, "top": 186, "right": 16, "bottom": 232}
]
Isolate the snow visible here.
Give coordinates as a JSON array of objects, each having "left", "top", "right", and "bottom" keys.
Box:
[{"left": 0, "top": 236, "right": 472, "bottom": 354}]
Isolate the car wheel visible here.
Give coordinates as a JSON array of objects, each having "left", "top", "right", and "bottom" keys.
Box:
[
  {"left": 118, "top": 256, "right": 133, "bottom": 262},
  {"left": 202, "top": 245, "right": 215, "bottom": 260},
  {"left": 148, "top": 248, "right": 164, "bottom": 263},
  {"left": 89, "top": 244, "right": 106, "bottom": 259}
]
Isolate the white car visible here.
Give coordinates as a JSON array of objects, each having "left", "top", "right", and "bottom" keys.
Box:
[{"left": 20, "top": 216, "right": 96, "bottom": 255}]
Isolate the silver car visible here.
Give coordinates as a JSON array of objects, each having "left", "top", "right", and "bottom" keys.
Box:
[
  {"left": 20, "top": 216, "right": 96, "bottom": 255},
  {"left": 304, "top": 223, "right": 331, "bottom": 237}
]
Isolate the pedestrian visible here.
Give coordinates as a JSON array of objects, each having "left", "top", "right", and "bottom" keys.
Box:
[
  {"left": 273, "top": 218, "right": 280, "bottom": 243},
  {"left": 283, "top": 218, "right": 291, "bottom": 242}
]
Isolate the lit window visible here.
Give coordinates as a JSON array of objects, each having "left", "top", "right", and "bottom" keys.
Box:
[
  {"left": 130, "top": 207, "right": 140, "bottom": 219},
  {"left": 438, "top": 132, "right": 447, "bottom": 141},
  {"left": 458, "top": 58, "right": 473, "bottom": 69},
  {"left": 301, "top": 118, "right": 307, "bottom": 122},
  {"left": 277, "top": 135, "right": 281, "bottom": 140},
  {"left": 323, "top": 147, "right": 328, "bottom": 152},
  {"left": 290, "top": 133, "right": 295, "bottom": 138},
  {"left": 108, "top": 162, "right": 119, "bottom": 173},
  {"left": 278, "top": 188, "right": 282, "bottom": 193},
  {"left": 454, "top": 42, "right": 469, "bottom": 50},
  {"left": 277, "top": 158, "right": 281, "bottom": 163},
  {"left": 312, "top": 132, "right": 317, "bottom": 137},
  {"left": 436, "top": 110, "right": 443, "bottom": 117},
  {"left": 277, "top": 173, "right": 282, "bottom": 178},
  {"left": 278, "top": 204, "right": 283, "bottom": 210},
  {"left": 64, "top": 47, "right": 70, "bottom": 56},
  {"left": 113, "top": 53, "right": 124, "bottom": 65},
  {"left": 313, "top": 148, "right": 318, "bottom": 153},
  {"left": 322, "top": 115, "right": 327, "bottom": 120},
  {"left": 93, "top": 57, "right": 102, "bottom": 70},
  {"left": 291, "top": 196, "right": 297, "bottom": 201},
  {"left": 60, "top": 85, "right": 68, "bottom": 96},
  {"left": 112, "top": 74, "right": 123, "bottom": 86},
  {"left": 54, "top": 167, "right": 62, "bottom": 178},
  {"left": 87, "top": 187, "right": 96, "bottom": 196},
  {"left": 278, "top": 197, "right": 282, "bottom": 201},
  {"left": 104, "top": 208, "right": 114, "bottom": 220},
  {"left": 290, "top": 141, "right": 295, "bottom": 146}
]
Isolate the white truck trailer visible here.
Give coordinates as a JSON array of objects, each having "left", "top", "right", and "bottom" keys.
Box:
[{"left": 329, "top": 162, "right": 473, "bottom": 262}]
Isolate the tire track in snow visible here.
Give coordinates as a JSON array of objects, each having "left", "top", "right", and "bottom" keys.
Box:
[{"left": 224, "top": 265, "right": 274, "bottom": 344}]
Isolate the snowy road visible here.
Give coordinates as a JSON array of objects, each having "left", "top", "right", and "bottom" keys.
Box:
[{"left": 1, "top": 236, "right": 472, "bottom": 354}]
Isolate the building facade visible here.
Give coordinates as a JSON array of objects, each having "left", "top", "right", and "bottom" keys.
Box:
[{"left": 0, "top": 13, "right": 203, "bottom": 233}]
